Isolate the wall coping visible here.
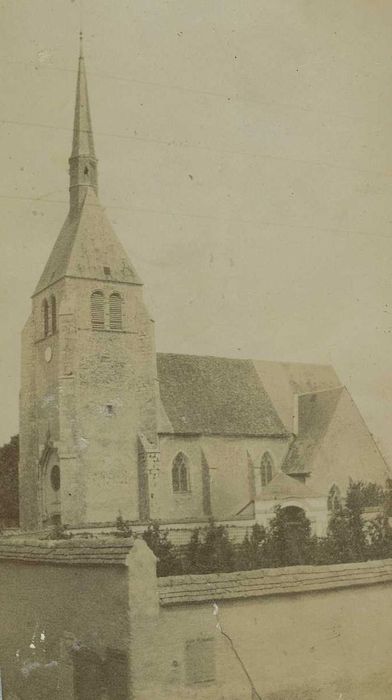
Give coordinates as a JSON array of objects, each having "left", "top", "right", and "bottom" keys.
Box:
[
  {"left": 158, "top": 558, "right": 392, "bottom": 606},
  {"left": 0, "top": 536, "right": 135, "bottom": 566}
]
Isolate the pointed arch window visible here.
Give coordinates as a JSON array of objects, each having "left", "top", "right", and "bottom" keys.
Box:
[
  {"left": 51, "top": 295, "right": 57, "bottom": 334},
  {"left": 91, "top": 291, "right": 105, "bottom": 330},
  {"left": 42, "top": 299, "right": 49, "bottom": 337},
  {"left": 260, "top": 452, "right": 274, "bottom": 487},
  {"left": 328, "top": 484, "right": 342, "bottom": 512},
  {"left": 109, "top": 292, "right": 122, "bottom": 330},
  {"left": 172, "top": 452, "right": 190, "bottom": 493}
]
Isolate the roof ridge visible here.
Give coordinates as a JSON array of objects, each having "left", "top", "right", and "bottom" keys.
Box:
[
  {"left": 157, "top": 351, "right": 336, "bottom": 370},
  {"left": 295, "top": 385, "right": 344, "bottom": 398}
]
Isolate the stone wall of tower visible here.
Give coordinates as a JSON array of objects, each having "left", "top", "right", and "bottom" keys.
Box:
[
  {"left": 19, "top": 281, "right": 65, "bottom": 529},
  {"left": 18, "top": 314, "right": 38, "bottom": 529},
  {"left": 19, "top": 273, "right": 158, "bottom": 530},
  {"left": 56, "top": 277, "right": 158, "bottom": 526},
  {"left": 19, "top": 283, "right": 63, "bottom": 529}
]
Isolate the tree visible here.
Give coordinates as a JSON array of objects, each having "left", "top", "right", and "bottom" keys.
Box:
[
  {"left": 236, "top": 523, "right": 266, "bottom": 570},
  {"left": 142, "top": 521, "right": 182, "bottom": 577},
  {"left": 345, "top": 479, "right": 367, "bottom": 560},
  {"left": 262, "top": 506, "right": 313, "bottom": 567},
  {"left": 0, "top": 435, "right": 19, "bottom": 526},
  {"left": 184, "top": 520, "right": 236, "bottom": 574},
  {"left": 365, "top": 515, "right": 392, "bottom": 560},
  {"left": 383, "top": 478, "right": 392, "bottom": 517},
  {"left": 326, "top": 480, "right": 367, "bottom": 563}
]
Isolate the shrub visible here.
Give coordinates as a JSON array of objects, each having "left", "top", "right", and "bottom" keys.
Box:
[
  {"left": 46, "top": 523, "right": 73, "bottom": 540},
  {"left": 365, "top": 515, "right": 392, "bottom": 560},
  {"left": 236, "top": 523, "right": 266, "bottom": 570},
  {"left": 0, "top": 435, "right": 19, "bottom": 526},
  {"left": 326, "top": 480, "right": 367, "bottom": 563},
  {"left": 184, "top": 519, "right": 236, "bottom": 574},
  {"left": 261, "top": 505, "right": 313, "bottom": 567},
  {"left": 114, "top": 515, "right": 133, "bottom": 538},
  {"left": 142, "top": 521, "right": 182, "bottom": 576}
]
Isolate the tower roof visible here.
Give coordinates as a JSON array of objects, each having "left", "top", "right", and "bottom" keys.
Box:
[
  {"left": 33, "top": 36, "right": 141, "bottom": 295},
  {"left": 34, "top": 189, "right": 141, "bottom": 294},
  {"left": 71, "top": 32, "right": 96, "bottom": 161}
]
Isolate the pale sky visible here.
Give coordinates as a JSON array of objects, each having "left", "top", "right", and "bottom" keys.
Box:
[{"left": 1, "top": 0, "right": 392, "bottom": 465}]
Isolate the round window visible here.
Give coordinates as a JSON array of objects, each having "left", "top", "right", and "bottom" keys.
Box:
[{"left": 50, "top": 465, "right": 60, "bottom": 491}]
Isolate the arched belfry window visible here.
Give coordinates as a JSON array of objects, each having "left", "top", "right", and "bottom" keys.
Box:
[
  {"left": 172, "top": 452, "right": 190, "bottom": 493},
  {"left": 260, "top": 452, "right": 274, "bottom": 487},
  {"left": 328, "top": 484, "right": 342, "bottom": 512},
  {"left": 109, "top": 292, "right": 122, "bottom": 330},
  {"left": 91, "top": 291, "right": 105, "bottom": 330},
  {"left": 51, "top": 295, "right": 57, "bottom": 334},
  {"left": 42, "top": 299, "right": 49, "bottom": 337}
]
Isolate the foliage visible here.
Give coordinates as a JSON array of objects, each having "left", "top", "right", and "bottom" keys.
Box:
[
  {"left": 114, "top": 514, "right": 133, "bottom": 538},
  {"left": 0, "top": 435, "right": 19, "bottom": 527},
  {"left": 236, "top": 523, "right": 266, "bottom": 570},
  {"left": 142, "top": 521, "right": 183, "bottom": 576},
  {"left": 183, "top": 519, "right": 236, "bottom": 574},
  {"left": 325, "top": 479, "right": 369, "bottom": 563},
  {"left": 262, "top": 505, "right": 314, "bottom": 567},
  {"left": 365, "top": 515, "right": 392, "bottom": 560},
  {"left": 382, "top": 478, "right": 392, "bottom": 517},
  {"left": 122, "top": 478, "right": 392, "bottom": 577},
  {"left": 349, "top": 479, "right": 385, "bottom": 510},
  {"left": 46, "top": 522, "right": 73, "bottom": 540}
]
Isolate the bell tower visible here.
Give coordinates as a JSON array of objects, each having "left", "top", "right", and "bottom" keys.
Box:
[{"left": 18, "top": 36, "right": 159, "bottom": 531}]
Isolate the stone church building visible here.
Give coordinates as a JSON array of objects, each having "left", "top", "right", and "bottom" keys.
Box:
[{"left": 18, "top": 37, "right": 389, "bottom": 538}]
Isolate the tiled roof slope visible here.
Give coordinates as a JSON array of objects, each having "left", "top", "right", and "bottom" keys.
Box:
[
  {"left": 253, "top": 360, "right": 341, "bottom": 432},
  {"left": 34, "top": 189, "right": 141, "bottom": 295},
  {"left": 282, "top": 387, "right": 343, "bottom": 475},
  {"left": 258, "top": 471, "right": 321, "bottom": 500},
  {"left": 158, "top": 559, "right": 392, "bottom": 606},
  {"left": 156, "top": 354, "right": 288, "bottom": 437},
  {"left": 0, "top": 537, "right": 134, "bottom": 566}
]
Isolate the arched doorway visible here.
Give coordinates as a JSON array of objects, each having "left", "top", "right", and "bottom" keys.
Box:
[
  {"left": 279, "top": 505, "right": 309, "bottom": 565},
  {"left": 281, "top": 505, "right": 306, "bottom": 524},
  {"left": 41, "top": 449, "right": 61, "bottom": 526}
]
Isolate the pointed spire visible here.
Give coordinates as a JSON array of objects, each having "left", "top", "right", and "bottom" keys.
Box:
[{"left": 69, "top": 32, "right": 98, "bottom": 213}]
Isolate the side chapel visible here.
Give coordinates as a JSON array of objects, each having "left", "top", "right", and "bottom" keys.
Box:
[{"left": 18, "top": 37, "right": 390, "bottom": 537}]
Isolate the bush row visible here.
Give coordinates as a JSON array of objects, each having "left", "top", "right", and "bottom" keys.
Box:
[{"left": 117, "top": 479, "right": 392, "bottom": 576}]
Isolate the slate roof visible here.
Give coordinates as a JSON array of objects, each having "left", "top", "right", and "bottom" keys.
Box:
[
  {"left": 158, "top": 559, "right": 392, "bottom": 606},
  {"left": 156, "top": 353, "right": 288, "bottom": 437},
  {"left": 282, "top": 387, "right": 343, "bottom": 476},
  {"left": 156, "top": 353, "right": 343, "bottom": 440},
  {"left": 253, "top": 360, "right": 341, "bottom": 432},
  {"left": 34, "top": 189, "right": 141, "bottom": 295},
  {"left": 0, "top": 536, "right": 134, "bottom": 566}
]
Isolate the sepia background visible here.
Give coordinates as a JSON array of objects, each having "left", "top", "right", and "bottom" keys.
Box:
[{"left": 1, "top": 0, "right": 392, "bottom": 467}]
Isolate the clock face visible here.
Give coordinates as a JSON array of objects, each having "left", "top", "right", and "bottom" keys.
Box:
[{"left": 44, "top": 346, "right": 52, "bottom": 363}]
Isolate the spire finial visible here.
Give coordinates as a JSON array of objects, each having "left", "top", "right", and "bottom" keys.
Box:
[{"left": 79, "top": 31, "right": 83, "bottom": 58}]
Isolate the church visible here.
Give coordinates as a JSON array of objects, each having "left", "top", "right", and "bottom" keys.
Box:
[{"left": 18, "top": 36, "right": 390, "bottom": 538}]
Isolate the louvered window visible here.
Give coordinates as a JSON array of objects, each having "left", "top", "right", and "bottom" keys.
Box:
[
  {"left": 109, "top": 292, "right": 122, "bottom": 330},
  {"left": 51, "top": 295, "right": 57, "bottom": 333},
  {"left": 43, "top": 299, "right": 49, "bottom": 337},
  {"left": 91, "top": 291, "right": 105, "bottom": 330}
]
